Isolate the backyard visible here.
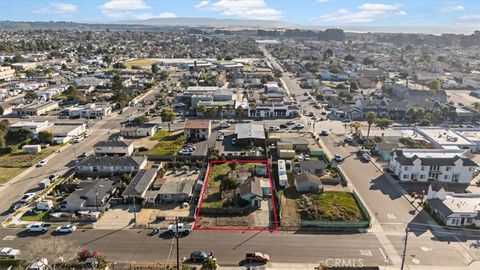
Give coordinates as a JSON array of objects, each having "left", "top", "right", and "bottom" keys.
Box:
[{"left": 141, "top": 131, "right": 185, "bottom": 156}]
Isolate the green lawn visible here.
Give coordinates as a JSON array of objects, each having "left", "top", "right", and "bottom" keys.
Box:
[
  {"left": 0, "top": 167, "right": 27, "bottom": 184},
  {"left": 315, "top": 191, "right": 364, "bottom": 221},
  {"left": 142, "top": 131, "right": 185, "bottom": 156},
  {"left": 123, "top": 58, "right": 158, "bottom": 69},
  {"left": 20, "top": 210, "right": 50, "bottom": 222}
]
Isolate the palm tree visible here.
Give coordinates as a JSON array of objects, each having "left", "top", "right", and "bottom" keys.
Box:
[
  {"left": 235, "top": 106, "right": 244, "bottom": 118},
  {"left": 217, "top": 105, "right": 224, "bottom": 117},
  {"left": 415, "top": 108, "right": 425, "bottom": 121},
  {"left": 365, "top": 111, "right": 377, "bottom": 144},
  {"left": 432, "top": 110, "right": 442, "bottom": 125},
  {"left": 249, "top": 101, "right": 257, "bottom": 117}
]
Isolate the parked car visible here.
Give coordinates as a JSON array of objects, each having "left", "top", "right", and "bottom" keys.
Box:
[
  {"left": 342, "top": 118, "right": 351, "bottom": 123},
  {"left": 20, "top": 115, "right": 30, "bottom": 119},
  {"left": 19, "top": 192, "right": 36, "bottom": 204},
  {"left": 269, "top": 126, "right": 280, "bottom": 131},
  {"left": 167, "top": 222, "right": 192, "bottom": 236},
  {"left": 304, "top": 154, "right": 311, "bottom": 161},
  {"left": 321, "top": 111, "right": 327, "bottom": 115},
  {"left": 286, "top": 120, "right": 295, "bottom": 125},
  {"left": 320, "top": 130, "right": 329, "bottom": 136},
  {"left": 0, "top": 247, "right": 21, "bottom": 258},
  {"left": 279, "top": 124, "right": 288, "bottom": 129},
  {"left": 9, "top": 202, "right": 22, "bottom": 213},
  {"left": 217, "top": 134, "right": 225, "bottom": 141},
  {"left": 361, "top": 153, "right": 371, "bottom": 161},
  {"left": 36, "top": 159, "right": 48, "bottom": 167},
  {"left": 73, "top": 136, "right": 83, "bottom": 143},
  {"left": 84, "top": 131, "right": 90, "bottom": 138},
  {"left": 345, "top": 136, "right": 353, "bottom": 143},
  {"left": 334, "top": 154, "right": 343, "bottom": 162},
  {"left": 294, "top": 123, "right": 305, "bottom": 129},
  {"left": 78, "top": 249, "right": 99, "bottom": 261},
  {"left": 220, "top": 123, "right": 231, "bottom": 129},
  {"left": 117, "top": 136, "right": 124, "bottom": 141},
  {"left": 178, "top": 149, "right": 192, "bottom": 155},
  {"left": 48, "top": 173, "right": 60, "bottom": 181},
  {"left": 26, "top": 222, "right": 51, "bottom": 233},
  {"left": 245, "top": 252, "right": 270, "bottom": 263},
  {"left": 190, "top": 251, "right": 213, "bottom": 262},
  {"left": 28, "top": 258, "right": 48, "bottom": 270},
  {"left": 308, "top": 112, "right": 314, "bottom": 117},
  {"left": 231, "top": 138, "right": 237, "bottom": 145},
  {"left": 55, "top": 224, "right": 77, "bottom": 233},
  {"left": 78, "top": 152, "right": 88, "bottom": 158},
  {"left": 183, "top": 143, "right": 196, "bottom": 150}
]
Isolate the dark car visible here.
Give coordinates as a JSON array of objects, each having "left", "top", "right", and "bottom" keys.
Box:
[
  {"left": 190, "top": 251, "right": 213, "bottom": 262},
  {"left": 279, "top": 124, "right": 288, "bottom": 129},
  {"left": 245, "top": 252, "right": 270, "bottom": 263},
  {"left": 9, "top": 202, "right": 22, "bottom": 213},
  {"left": 320, "top": 130, "right": 329, "bottom": 136}
]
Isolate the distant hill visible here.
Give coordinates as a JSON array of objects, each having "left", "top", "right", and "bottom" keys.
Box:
[{"left": 115, "top": 17, "right": 302, "bottom": 29}]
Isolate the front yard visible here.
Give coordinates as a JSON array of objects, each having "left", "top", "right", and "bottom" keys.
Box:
[{"left": 141, "top": 131, "right": 185, "bottom": 156}]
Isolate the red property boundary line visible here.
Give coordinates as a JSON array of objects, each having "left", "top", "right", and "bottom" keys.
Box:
[{"left": 192, "top": 159, "right": 279, "bottom": 232}]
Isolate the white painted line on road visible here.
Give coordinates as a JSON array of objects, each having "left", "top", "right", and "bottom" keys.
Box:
[
  {"left": 387, "top": 213, "right": 396, "bottom": 220},
  {"left": 379, "top": 247, "right": 388, "bottom": 263},
  {"left": 412, "top": 258, "right": 420, "bottom": 264},
  {"left": 360, "top": 249, "right": 372, "bottom": 256},
  {"left": 420, "top": 246, "right": 432, "bottom": 252},
  {"left": 2, "top": 235, "right": 16, "bottom": 241}
]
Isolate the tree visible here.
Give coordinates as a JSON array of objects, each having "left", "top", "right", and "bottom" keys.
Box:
[
  {"left": 323, "top": 48, "right": 333, "bottom": 60},
  {"left": 344, "top": 54, "right": 356, "bottom": 61},
  {"left": 113, "top": 62, "right": 126, "bottom": 69},
  {"left": 220, "top": 175, "right": 237, "bottom": 191},
  {"left": 203, "top": 258, "right": 218, "bottom": 270},
  {"left": 24, "top": 91, "right": 38, "bottom": 101},
  {"left": 350, "top": 121, "right": 361, "bottom": 134},
  {"left": 472, "top": 102, "right": 480, "bottom": 110},
  {"left": 336, "top": 83, "right": 348, "bottom": 90},
  {"left": 11, "top": 54, "right": 25, "bottom": 63},
  {"left": 0, "top": 106, "right": 3, "bottom": 116},
  {"left": 63, "top": 85, "right": 79, "bottom": 101},
  {"left": 427, "top": 79, "right": 441, "bottom": 91},
  {"left": 349, "top": 81, "right": 359, "bottom": 91},
  {"left": 160, "top": 108, "right": 175, "bottom": 123},
  {"left": 365, "top": 111, "right": 377, "bottom": 143},
  {"left": 132, "top": 115, "right": 149, "bottom": 125},
  {"left": 363, "top": 57, "right": 375, "bottom": 66},
  {"left": 20, "top": 238, "right": 78, "bottom": 270},
  {"left": 197, "top": 104, "right": 207, "bottom": 117},
  {"left": 38, "top": 131, "right": 54, "bottom": 143},
  {"left": 235, "top": 106, "right": 244, "bottom": 118},
  {"left": 111, "top": 75, "right": 123, "bottom": 91},
  {"left": 407, "top": 107, "right": 416, "bottom": 122},
  {"left": 111, "top": 91, "right": 130, "bottom": 108},
  {"left": 419, "top": 120, "right": 431, "bottom": 126},
  {"left": 151, "top": 64, "right": 159, "bottom": 74},
  {"left": 273, "top": 68, "right": 282, "bottom": 78},
  {"left": 415, "top": 108, "right": 425, "bottom": 120},
  {"left": 375, "top": 118, "right": 393, "bottom": 129}
]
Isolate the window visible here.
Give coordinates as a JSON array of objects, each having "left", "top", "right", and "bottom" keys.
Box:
[
  {"left": 444, "top": 175, "right": 449, "bottom": 180},
  {"left": 419, "top": 174, "right": 425, "bottom": 179},
  {"left": 403, "top": 166, "right": 409, "bottom": 171},
  {"left": 403, "top": 174, "right": 410, "bottom": 179},
  {"left": 445, "top": 167, "right": 451, "bottom": 171},
  {"left": 421, "top": 166, "right": 426, "bottom": 171},
  {"left": 452, "top": 174, "right": 460, "bottom": 182}
]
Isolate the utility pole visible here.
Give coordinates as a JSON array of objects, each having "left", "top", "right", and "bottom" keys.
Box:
[
  {"left": 132, "top": 197, "right": 137, "bottom": 223},
  {"left": 400, "top": 227, "right": 409, "bottom": 270},
  {"left": 176, "top": 217, "right": 179, "bottom": 270}
]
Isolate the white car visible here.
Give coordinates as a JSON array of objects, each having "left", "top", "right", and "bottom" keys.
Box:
[
  {"left": 29, "top": 258, "right": 48, "bottom": 270},
  {"left": 19, "top": 192, "right": 36, "bottom": 204},
  {"left": 335, "top": 154, "right": 343, "bottom": 162},
  {"left": 220, "top": 123, "right": 231, "bottom": 129},
  {"left": 304, "top": 154, "right": 311, "bottom": 161},
  {"left": 269, "top": 126, "right": 280, "bottom": 131},
  {"left": 345, "top": 136, "right": 353, "bottom": 143},
  {"left": 217, "top": 134, "right": 225, "bottom": 141},
  {"left": 55, "top": 224, "right": 76, "bottom": 233},
  {"left": 178, "top": 149, "right": 192, "bottom": 155},
  {"left": 362, "top": 153, "right": 371, "bottom": 161},
  {"left": 36, "top": 159, "right": 48, "bottom": 167},
  {"left": 117, "top": 136, "right": 124, "bottom": 141},
  {"left": 294, "top": 123, "right": 305, "bottom": 129},
  {"left": 84, "top": 131, "right": 91, "bottom": 138},
  {"left": 73, "top": 137, "right": 83, "bottom": 143},
  {"left": 0, "top": 247, "right": 20, "bottom": 258}
]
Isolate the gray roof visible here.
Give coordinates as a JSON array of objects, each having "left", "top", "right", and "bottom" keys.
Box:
[
  {"left": 77, "top": 156, "right": 146, "bottom": 167},
  {"left": 158, "top": 181, "right": 192, "bottom": 195},
  {"left": 392, "top": 150, "right": 477, "bottom": 167},
  {"left": 430, "top": 181, "right": 448, "bottom": 192},
  {"left": 298, "top": 160, "right": 328, "bottom": 172},
  {"left": 94, "top": 140, "right": 132, "bottom": 148},
  {"left": 295, "top": 173, "right": 323, "bottom": 186},
  {"left": 235, "top": 123, "right": 265, "bottom": 140},
  {"left": 62, "top": 179, "right": 116, "bottom": 208},
  {"left": 122, "top": 169, "right": 158, "bottom": 197},
  {"left": 428, "top": 198, "right": 454, "bottom": 217},
  {"left": 238, "top": 177, "right": 262, "bottom": 198}
]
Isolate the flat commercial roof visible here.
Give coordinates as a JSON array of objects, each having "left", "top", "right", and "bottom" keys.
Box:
[
  {"left": 235, "top": 123, "right": 265, "bottom": 140},
  {"left": 418, "top": 128, "right": 475, "bottom": 147},
  {"left": 443, "top": 195, "right": 480, "bottom": 213}
]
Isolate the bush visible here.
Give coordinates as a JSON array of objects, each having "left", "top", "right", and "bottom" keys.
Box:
[{"left": 0, "top": 146, "right": 14, "bottom": 155}]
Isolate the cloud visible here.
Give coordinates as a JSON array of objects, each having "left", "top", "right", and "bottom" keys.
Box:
[
  {"left": 316, "top": 0, "right": 330, "bottom": 3},
  {"left": 33, "top": 2, "right": 78, "bottom": 14},
  {"left": 441, "top": 5, "right": 464, "bottom": 13},
  {"left": 195, "top": 0, "right": 282, "bottom": 20},
  {"left": 458, "top": 13, "right": 480, "bottom": 21},
  {"left": 99, "top": 0, "right": 150, "bottom": 18},
  {"left": 311, "top": 3, "right": 406, "bottom": 24},
  {"left": 135, "top": 12, "right": 178, "bottom": 20}
]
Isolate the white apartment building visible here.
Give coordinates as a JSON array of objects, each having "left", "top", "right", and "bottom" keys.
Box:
[
  {"left": 68, "top": 103, "right": 112, "bottom": 119},
  {"left": 389, "top": 149, "right": 477, "bottom": 184},
  {"left": 0, "top": 66, "right": 15, "bottom": 81}
]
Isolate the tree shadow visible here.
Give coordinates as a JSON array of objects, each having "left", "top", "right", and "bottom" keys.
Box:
[{"left": 369, "top": 174, "right": 402, "bottom": 200}]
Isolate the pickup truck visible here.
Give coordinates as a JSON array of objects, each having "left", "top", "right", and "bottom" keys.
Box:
[
  {"left": 26, "top": 222, "right": 51, "bottom": 233},
  {"left": 0, "top": 247, "right": 21, "bottom": 258},
  {"left": 167, "top": 222, "right": 192, "bottom": 235}
]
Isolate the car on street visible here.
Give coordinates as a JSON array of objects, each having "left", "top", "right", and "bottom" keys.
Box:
[
  {"left": 308, "top": 112, "right": 314, "bottom": 117},
  {"left": 217, "top": 134, "right": 224, "bottom": 141},
  {"left": 361, "top": 153, "right": 371, "bottom": 161},
  {"left": 19, "top": 192, "right": 36, "bottom": 204},
  {"left": 342, "top": 118, "right": 351, "bottom": 123},
  {"left": 78, "top": 152, "right": 88, "bottom": 158},
  {"left": 321, "top": 111, "right": 327, "bottom": 115},
  {"left": 49, "top": 173, "right": 60, "bottom": 181},
  {"left": 320, "top": 130, "right": 329, "bottom": 136},
  {"left": 84, "top": 131, "right": 91, "bottom": 138},
  {"left": 26, "top": 222, "right": 51, "bottom": 233},
  {"left": 0, "top": 247, "right": 21, "bottom": 258},
  {"left": 55, "top": 224, "right": 77, "bottom": 233},
  {"left": 167, "top": 222, "right": 192, "bottom": 235},
  {"left": 178, "top": 149, "right": 192, "bottom": 155},
  {"left": 269, "top": 126, "right": 280, "bottom": 131},
  {"left": 279, "top": 124, "right": 288, "bottom": 129},
  {"left": 9, "top": 202, "right": 22, "bottom": 213},
  {"left": 73, "top": 136, "right": 83, "bottom": 143},
  {"left": 190, "top": 251, "right": 214, "bottom": 262},
  {"left": 345, "top": 136, "right": 353, "bottom": 143},
  {"left": 20, "top": 115, "right": 30, "bottom": 119},
  {"left": 304, "top": 154, "right": 311, "bottom": 161},
  {"left": 294, "top": 123, "right": 305, "bottom": 129},
  {"left": 286, "top": 120, "right": 295, "bottom": 125},
  {"left": 245, "top": 252, "right": 270, "bottom": 263},
  {"left": 335, "top": 154, "right": 343, "bottom": 162},
  {"left": 36, "top": 159, "right": 48, "bottom": 167}
]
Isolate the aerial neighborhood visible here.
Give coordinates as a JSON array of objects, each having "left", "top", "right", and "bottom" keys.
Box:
[{"left": 1, "top": 3, "right": 480, "bottom": 269}]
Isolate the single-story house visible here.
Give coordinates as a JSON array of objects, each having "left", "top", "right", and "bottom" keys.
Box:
[
  {"left": 120, "top": 124, "right": 158, "bottom": 138},
  {"left": 93, "top": 140, "right": 134, "bottom": 156},
  {"left": 294, "top": 160, "right": 327, "bottom": 176},
  {"left": 237, "top": 177, "right": 263, "bottom": 208},
  {"left": 157, "top": 180, "right": 193, "bottom": 203},
  {"left": 58, "top": 179, "right": 116, "bottom": 212},
  {"left": 122, "top": 168, "right": 158, "bottom": 199},
  {"left": 76, "top": 156, "right": 147, "bottom": 175},
  {"left": 427, "top": 195, "right": 480, "bottom": 227},
  {"left": 294, "top": 173, "right": 324, "bottom": 193}
]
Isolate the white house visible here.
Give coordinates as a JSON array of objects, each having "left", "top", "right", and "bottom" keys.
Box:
[
  {"left": 76, "top": 156, "right": 147, "bottom": 175},
  {"left": 389, "top": 149, "right": 477, "bottom": 184},
  {"left": 184, "top": 120, "right": 211, "bottom": 140},
  {"left": 93, "top": 140, "right": 134, "bottom": 156},
  {"left": 9, "top": 120, "right": 50, "bottom": 135},
  {"left": 68, "top": 103, "right": 112, "bottom": 119}
]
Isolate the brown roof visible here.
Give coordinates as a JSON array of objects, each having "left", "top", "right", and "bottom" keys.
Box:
[
  {"left": 184, "top": 120, "right": 211, "bottom": 129},
  {"left": 238, "top": 177, "right": 262, "bottom": 198}
]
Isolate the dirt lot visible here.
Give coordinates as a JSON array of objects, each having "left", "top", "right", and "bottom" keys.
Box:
[
  {"left": 195, "top": 215, "right": 255, "bottom": 228},
  {"left": 279, "top": 188, "right": 301, "bottom": 228}
]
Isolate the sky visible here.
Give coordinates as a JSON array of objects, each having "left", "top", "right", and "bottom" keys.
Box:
[{"left": 0, "top": 0, "right": 479, "bottom": 33}]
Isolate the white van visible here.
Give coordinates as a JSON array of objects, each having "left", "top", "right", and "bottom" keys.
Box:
[
  {"left": 38, "top": 179, "right": 51, "bottom": 189},
  {"left": 36, "top": 200, "right": 53, "bottom": 211}
]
